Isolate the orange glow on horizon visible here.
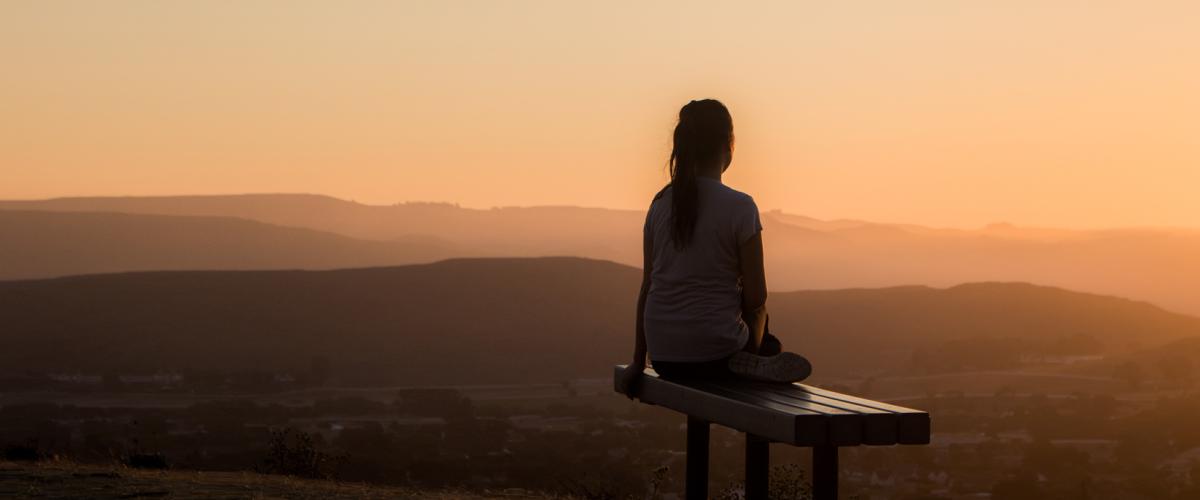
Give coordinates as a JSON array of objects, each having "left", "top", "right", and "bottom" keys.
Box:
[{"left": 2, "top": 1, "right": 1199, "bottom": 229}]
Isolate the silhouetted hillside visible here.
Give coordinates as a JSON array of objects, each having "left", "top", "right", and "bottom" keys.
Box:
[
  {"left": 4, "top": 194, "right": 1199, "bottom": 316},
  {"left": 0, "top": 210, "right": 455, "bottom": 280},
  {"left": 770, "top": 282, "right": 1200, "bottom": 374},
  {"left": 0, "top": 258, "right": 637, "bottom": 385},
  {"left": 1076, "top": 334, "right": 1200, "bottom": 384},
  {"left": 0, "top": 194, "right": 637, "bottom": 264},
  {"left": 1, "top": 258, "right": 1197, "bottom": 383}
]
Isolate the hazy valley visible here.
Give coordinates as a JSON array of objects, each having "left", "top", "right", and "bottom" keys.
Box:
[
  {"left": 4, "top": 197, "right": 1200, "bottom": 499},
  {"left": 3, "top": 194, "right": 1198, "bottom": 317}
]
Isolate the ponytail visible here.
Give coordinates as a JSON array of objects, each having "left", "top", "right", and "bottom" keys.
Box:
[{"left": 667, "top": 99, "right": 734, "bottom": 250}]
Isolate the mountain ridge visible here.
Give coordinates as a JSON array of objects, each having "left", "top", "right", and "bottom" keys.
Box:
[
  {"left": 0, "top": 209, "right": 458, "bottom": 280},
  {"left": 3, "top": 193, "right": 1198, "bottom": 316},
  {"left": 2, "top": 257, "right": 1197, "bottom": 383}
]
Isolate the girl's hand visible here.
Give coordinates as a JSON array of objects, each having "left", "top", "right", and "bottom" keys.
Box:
[{"left": 618, "top": 363, "right": 645, "bottom": 400}]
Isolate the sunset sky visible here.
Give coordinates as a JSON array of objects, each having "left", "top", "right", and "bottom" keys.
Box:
[{"left": 3, "top": 1, "right": 1198, "bottom": 229}]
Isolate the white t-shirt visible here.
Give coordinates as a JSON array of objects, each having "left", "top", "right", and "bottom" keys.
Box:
[{"left": 643, "top": 177, "right": 763, "bottom": 362}]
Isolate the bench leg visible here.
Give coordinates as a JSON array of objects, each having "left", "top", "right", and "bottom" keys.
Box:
[
  {"left": 686, "top": 416, "right": 709, "bottom": 500},
  {"left": 813, "top": 445, "right": 838, "bottom": 500},
  {"left": 745, "top": 434, "right": 769, "bottom": 500}
]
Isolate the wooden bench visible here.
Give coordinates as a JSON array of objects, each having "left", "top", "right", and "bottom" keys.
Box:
[{"left": 614, "top": 365, "right": 930, "bottom": 500}]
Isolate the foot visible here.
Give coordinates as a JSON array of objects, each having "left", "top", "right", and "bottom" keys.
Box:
[{"left": 728, "top": 351, "right": 812, "bottom": 383}]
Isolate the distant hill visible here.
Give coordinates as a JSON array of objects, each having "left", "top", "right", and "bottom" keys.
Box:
[
  {"left": 0, "top": 258, "right": 639, "bottom": 385},
  {"left": 2, "top": 257, "right": 1196, "bottom": 384},
  {"left": 3, "top": 194, "right": 1198, "bottom": 316},
  {"left": 1074, "top": 334, "right": 1200, "bottom": 382},
  {"left": 770, "top": 282, "right": 1200, "bottom": 374},
  {"left": 0, "top": 210, "right": 456, "bottom": 280},
  {"left": 0, "top": 194, "right": 638, "bottom": 264}
]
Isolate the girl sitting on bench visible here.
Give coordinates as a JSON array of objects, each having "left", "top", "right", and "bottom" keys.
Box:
[{"left": 619, "top": 99, "right": 811, "bottom": 395}]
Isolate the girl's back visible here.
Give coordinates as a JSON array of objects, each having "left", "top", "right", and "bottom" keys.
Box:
[{"left": 643, "top": 178, "right": 762, "bottom": 362}]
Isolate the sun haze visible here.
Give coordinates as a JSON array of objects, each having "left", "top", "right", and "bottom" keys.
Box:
[{"left": 3, "top": 1, "right": 1198, "bottom": 229}]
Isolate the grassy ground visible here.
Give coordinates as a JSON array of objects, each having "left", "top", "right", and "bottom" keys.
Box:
[{"left": 0, "top": 460, "right": 558, "bottom": 499}]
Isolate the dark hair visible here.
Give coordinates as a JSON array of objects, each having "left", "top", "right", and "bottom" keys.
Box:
[{"left": 667, "top": 99, "right": 734, "bottom": 249}]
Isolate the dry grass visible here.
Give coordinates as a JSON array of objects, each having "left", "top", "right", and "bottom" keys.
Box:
[{"left": 0, "top": 460, "right": 561, "bottom": 499}]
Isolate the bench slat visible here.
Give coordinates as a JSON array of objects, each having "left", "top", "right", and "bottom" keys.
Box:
[
  {"left": 614, "top": 365, "right": 931, "bottom": 446},
  {"left": 796, "top": 384, "right": 927, "bottom": 414},
  {"left": 792, "top": 384, "right": 931, "bottom": 445},
  {"left": 742, "top": 385, "right": 900, "bottom": 445},
  {"left": 615, "top": 366, "right": 821, "bottom": 444},
  {"left": 687, "top": 381, "right": 866, "bottom": 446}
]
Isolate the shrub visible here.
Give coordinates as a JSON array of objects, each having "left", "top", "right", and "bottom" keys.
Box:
[
  {"left": 3, "top": 443, "right": 43, "bottom": 462},
  {"left": 259, "top": 427, "right": 336, "bottom": 479},
  {"left": 716, "top": 463, "right": 812, "bottom": 500},
  {"left": 125, "top": 453, "right": 169, "bottom": 470}
]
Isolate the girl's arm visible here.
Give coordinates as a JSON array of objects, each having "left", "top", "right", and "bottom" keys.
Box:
[
  {"left": 739, "top": 231, "right": 768, "bottom": 353},
  {"left": 632, "top": 268, "right": 650, "bottom": 367},
  {"left": 631, "top": 217, "right": 653, "bottom": 367},
  {"left": 618, "top": 217, "right": 653, "bottom": 398}
]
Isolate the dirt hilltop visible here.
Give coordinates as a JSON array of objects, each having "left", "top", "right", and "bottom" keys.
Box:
[{"left": 0, "top": 460, "right": 561, "bottom": 500}]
